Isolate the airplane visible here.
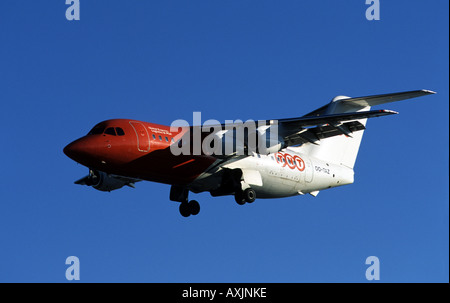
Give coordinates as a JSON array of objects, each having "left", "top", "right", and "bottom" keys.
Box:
[{"left": 63, "top": 89, "right": 435, "bottom": 217}]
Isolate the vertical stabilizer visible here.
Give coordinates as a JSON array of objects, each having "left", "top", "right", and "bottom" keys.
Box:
[{"left": 298, "top": 96, "right": 370, "bottom": 169}]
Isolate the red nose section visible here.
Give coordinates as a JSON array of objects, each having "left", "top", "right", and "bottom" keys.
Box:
[
  {"left": 64, "top": 136, "right": 102, "bottom": 165},
  {"left": 63, "top": 138, "right": 86, "bottom": 162}
]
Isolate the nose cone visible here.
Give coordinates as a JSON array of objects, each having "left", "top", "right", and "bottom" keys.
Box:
[
  {"left": 64, "top": 136, "right": 101, "bottom": 165},
  {"left": 63, "top": 138, "right": 85, "bottom": 162}
]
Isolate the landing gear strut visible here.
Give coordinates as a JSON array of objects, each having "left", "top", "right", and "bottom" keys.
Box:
[
  {"left": 170, "top": 185, "right": 201, "bottom": 217},
  {"left": 179, "top": 200, "right": 200, "bottom": 217},
  {"left": 235, "top": 187, "right": 256, "bottom": 205}
]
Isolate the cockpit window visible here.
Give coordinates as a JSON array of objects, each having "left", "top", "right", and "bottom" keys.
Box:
[
  {"left": 104, "top": 127, "right": 117, "bottom": 136},
  {"left": 115, "top": 127, "right": 125, "bottom": 136},
  {"left": 88, "top": 125, "right": 105, "bottom": 135}
]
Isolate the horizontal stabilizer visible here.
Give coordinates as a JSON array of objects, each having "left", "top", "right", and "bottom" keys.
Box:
[
  {"left": 295, "top": 89, "right": 435, "bottom": 169},
  {"left": 304, "top": 89, "right": 436, "bottom": 117},
  {"left": 338, "top": 89, "right": 436, "bottom": 108}
]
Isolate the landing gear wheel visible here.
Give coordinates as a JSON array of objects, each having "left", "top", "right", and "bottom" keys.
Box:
[
  {"left": 189, "top": 200, "right": 200, "bottom": 216},
  {"left": 234, "top": 191, "right": 246, "bottom": 205},
  {"left": 179, "top": 202, "right": 191, "bottom": 217},
  {"left": 179, "top": 200, "right": 200, "bottom": 217},
  {"left": 243, "top": 188, "right": 256, "bottom": 203}
]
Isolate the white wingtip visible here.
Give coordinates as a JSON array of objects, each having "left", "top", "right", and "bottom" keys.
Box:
[{"left": 422, "top": 89, "right": 437, "bottom": 94}]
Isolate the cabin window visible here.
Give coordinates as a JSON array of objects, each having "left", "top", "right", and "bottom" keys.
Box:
[
  {"left": 158, "top": 135, "right": 162, "bottom": 141},
  {"left": 165, "top": 137, "right": 169, "bottom": 142},
  {"left": 104, "top": 127, "right": 117, "bottom": 136},
  {"left": 115, "top": 127, "right": 125, "bottom": 136},
  {"left": 152, "top": 134, "right": 156, "bottom": 140},
  {"left": 171, "top": 138, "right": 175, "bottom": 143}
]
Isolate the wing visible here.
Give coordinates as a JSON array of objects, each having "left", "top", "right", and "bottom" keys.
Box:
[{"left": 178, "top": 89, "right": 435, "bottom": 158}]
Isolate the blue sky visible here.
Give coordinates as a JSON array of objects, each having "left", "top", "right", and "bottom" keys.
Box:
[{"left": 0, "top": 1, "right": 448, "bottom": 282}]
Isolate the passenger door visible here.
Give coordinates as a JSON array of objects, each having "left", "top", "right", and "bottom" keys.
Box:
[{"left": 129, "top": 121, "right": 150, "bottom": 152}]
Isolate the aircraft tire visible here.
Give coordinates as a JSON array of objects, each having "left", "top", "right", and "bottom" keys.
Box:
[
  {"left": 179, "top": 202, "right": 191, "bottom": 217},
  {"left": 189, "top": 200, "right": 200, "bottom": 216},
  {"left": 234, "top": 191, "right": 246, "bottom": 205},
  {"left": 243, "top": 188, "right": 256, "bottom": 203}
]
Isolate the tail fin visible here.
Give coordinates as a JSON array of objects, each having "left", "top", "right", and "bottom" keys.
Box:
[
  {"left": 297, "top": 90, "right": 435, "bottom": 169},
  {"left": 304, "top": 95, "right": 370, "bottom": 169}
]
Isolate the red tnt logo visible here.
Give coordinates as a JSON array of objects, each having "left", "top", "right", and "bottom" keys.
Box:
[{"left": 275, "top": 152, "right": 305, "bottom": 171}]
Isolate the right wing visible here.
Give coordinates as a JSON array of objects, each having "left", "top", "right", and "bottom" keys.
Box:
[{"left": 175, "top": 89, "right": 435, "bottom": 157}]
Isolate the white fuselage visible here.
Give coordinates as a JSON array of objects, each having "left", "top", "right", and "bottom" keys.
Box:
[{"left": 221, "top": 147, "right": 354, "bottom": 198}]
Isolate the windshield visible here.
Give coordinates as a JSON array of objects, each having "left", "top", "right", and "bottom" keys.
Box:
[{"left": 87, "top": 124, "right": 105, "bottom": 135}]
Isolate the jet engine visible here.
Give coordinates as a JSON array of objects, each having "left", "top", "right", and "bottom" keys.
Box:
[
  {"left": 207, "top": 124, "right": 285, "bottom": 156},
  {"left": 255, "top": 135, "right": 285, "bottom": 154},
  {"left": 75, "top": 169, "right": 129, "bottom": 192},
  {"left": 254, "top": 125, "right": 285, "bottom": 154}
]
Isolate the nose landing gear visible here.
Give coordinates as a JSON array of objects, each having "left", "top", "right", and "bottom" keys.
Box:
[{"left": 171, "top": 185, "right": 202, "bottom": 218}]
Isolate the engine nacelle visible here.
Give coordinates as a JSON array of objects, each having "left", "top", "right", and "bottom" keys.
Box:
[
  {"left": 208, "top": 125, "right": 285, "bottom": 156},
  {"left": 255, "top": 125, "right": 285, "bottom": 155},
  {"left": 259, "top": 139, "right": 284, "bottom": 154},
  {"left": 85, "top": 170, "right": 127, "bottom": 192}
]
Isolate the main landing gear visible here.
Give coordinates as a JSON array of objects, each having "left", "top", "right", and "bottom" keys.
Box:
[
  {"left": 170, "top": 181, "right": 257, "bottom": 217},
  {"left": 220, "top": 168, "right": 257, "bottom": 206},
  {"left": 234, "top": 187, "right": 256, "bottom": 205}
]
